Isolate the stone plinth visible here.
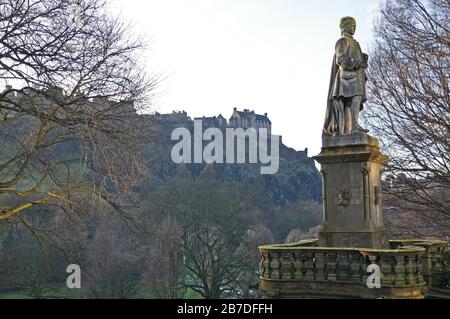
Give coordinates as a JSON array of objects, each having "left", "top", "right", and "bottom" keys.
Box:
[{"left": 313, "top": 133, "right": 389, "bottom": 249}]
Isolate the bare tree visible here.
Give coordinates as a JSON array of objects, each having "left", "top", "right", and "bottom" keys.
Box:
[
  {"left": 143, "top": 213, "right": 185, "bottom": 299},
  {"left": 150, "top": 176, "right": 261, "bottom": 299},
  {"left": 83, "top": 214, "right": 145, "bottom": 299},
  {"left": 364, "top": 0, "right": 449, "bottom": 237},
  {"left": 234, "top": 224, "right": 273, "bottom": 299},
  {"left": 23, "top": 253, "right": 50, "bottom": 299},
  {"left": 0, "top": 0, "right": 157, "bottom": 238}
]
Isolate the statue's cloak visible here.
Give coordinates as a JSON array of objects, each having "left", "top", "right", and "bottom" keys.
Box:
[
  {"left": 322, "top": 54, "right": 339, "bottom": 136},
  {"left": 322, "top": 37, "right": 367, "bottom": 136}
]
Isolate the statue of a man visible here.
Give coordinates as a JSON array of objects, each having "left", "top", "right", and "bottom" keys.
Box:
[{"left": 323, "top": 17, "right": 369, "bottom": 136}]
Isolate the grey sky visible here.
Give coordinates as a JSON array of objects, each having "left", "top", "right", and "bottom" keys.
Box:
[{"left": 111, "top": 0, "right": 381, "bottom": 156}]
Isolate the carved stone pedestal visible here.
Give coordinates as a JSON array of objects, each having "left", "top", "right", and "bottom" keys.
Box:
[{"left": 313, "top": 133, "right": 389, "bottom": 249}]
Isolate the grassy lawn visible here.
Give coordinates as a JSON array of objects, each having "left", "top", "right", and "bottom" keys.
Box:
[
  {"left": 0, "top": 283, "right": 86, "bottom": 299},
  {"left": 0, "top": 282, "right": 202, "bottom": 299},
  {"left": 133, "top": 283, "right": 202, "bottom": 299}
]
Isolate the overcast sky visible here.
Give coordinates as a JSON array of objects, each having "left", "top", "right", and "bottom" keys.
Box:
[{"left": 110, "top": 0, "right": 381, "bottom": 156}]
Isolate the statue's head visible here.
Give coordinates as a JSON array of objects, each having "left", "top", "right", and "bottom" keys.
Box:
[{"left": 340, "top": 16, "right": 356, "bottom": 36}]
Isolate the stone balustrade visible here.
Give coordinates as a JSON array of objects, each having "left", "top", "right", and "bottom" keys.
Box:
[
  {"left": 259, "top": 239, "right": 448, "bottom": 299},
  {"left": 390, "top": 239, "right": 449, "bottom": 293}
]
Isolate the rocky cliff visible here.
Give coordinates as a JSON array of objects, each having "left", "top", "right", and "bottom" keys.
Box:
[{"left": 140, "top": 112, "right": 322, "bottom": 206}]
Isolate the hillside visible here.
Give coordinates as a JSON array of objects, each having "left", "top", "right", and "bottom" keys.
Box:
[{"left": 140, "top": 111, "right": 322, "bottom": 206}]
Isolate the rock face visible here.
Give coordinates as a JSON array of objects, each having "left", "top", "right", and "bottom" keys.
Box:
[{"left": 141, "top": 112, "right": 322, "bottom": 206}]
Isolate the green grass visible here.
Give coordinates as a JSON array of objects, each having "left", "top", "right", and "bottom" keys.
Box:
[
  {"left": 133, "top": 282, "right": 202, "bottom": 299},
  {"left": 183, "top": 288, "right": 202, "bottom": 299},
  {"left": 0, "top": 282, "right": 203, "bottom": 299},
  {"left": 0, "top": 283, "right": 87, "bottom": 299},
  {"left": 0, "top": 291, "right": 32, "bottom": 299}
]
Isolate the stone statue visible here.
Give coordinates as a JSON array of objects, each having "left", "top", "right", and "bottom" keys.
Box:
[{"left": 323, "top": 17, "right": 369, "bottom": 136}]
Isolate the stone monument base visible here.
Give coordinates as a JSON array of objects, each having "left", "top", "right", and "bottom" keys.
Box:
[
  {"left": 313, "top": 133, "right": 389, "bottom": 249},
  {"left": 318, "top": 227, "right": 387, "bottom": 249}
]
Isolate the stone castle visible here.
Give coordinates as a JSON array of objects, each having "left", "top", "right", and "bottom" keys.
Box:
[
  {"left": 1, "top": 83, "right": 273, "bottom": 136},
  {"left": 228, "top": 108, "right": 271, "bottom": 134},
  {"left": 152, "top": 107, "right": 272, "bottom": 134},
  {"left": 148, "top": 107, "right": 309, "bottom": 160}
]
